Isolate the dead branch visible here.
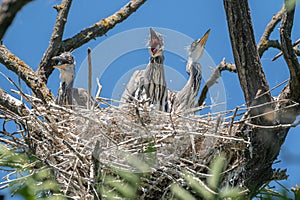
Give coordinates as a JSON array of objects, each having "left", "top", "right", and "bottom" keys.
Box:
[
  {"left": 280, "top": 0, "right": 300, "bottom": 101},
  {"left": 61, "top": 0, "right": 147, "bottom": 52},
  {"left": 257, "top": 7, "right": 284, "bottom": 57},
  {"left": 197, "top": 58, "right": 236, "bottom": 107},
  {"left": 0, "top": 45, "right": 54, "bottom": 102},
  {"left": 35, "top": 0, "right": 147, "bottom": 84},
  {"left": 0, "top": 87, "right": 29, "bottom": 116},
  {"left": 37, "top": 0, "right": 73, "bottom": 83},
  {"left": 0, "top": 0, "right": 33, "bottom": 40},
  {"left": 272, "top": 38, "right": 300, "bottom": 61}
]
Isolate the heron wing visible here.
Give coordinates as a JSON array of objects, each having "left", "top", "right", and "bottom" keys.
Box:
[{"left": 121, "top": 70, "right": 145, "bottom": 102}]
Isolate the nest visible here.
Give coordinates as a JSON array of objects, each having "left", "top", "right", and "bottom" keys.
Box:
[{"left": 0, "top": 96, "right": 250, "bottom": 199}]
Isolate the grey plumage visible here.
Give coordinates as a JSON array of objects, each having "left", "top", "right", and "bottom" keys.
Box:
[
  {"left": 121, "top": 28, "right": 169, "bottom": 112},
  {"left": 170, "top": 29, "right": 210, "bottom": 113},
  {"left": 53, "top": 52, "right": 94, "bottom": 108}
]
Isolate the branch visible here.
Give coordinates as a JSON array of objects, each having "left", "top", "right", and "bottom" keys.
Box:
[
  {"left": 280, "top": 0, "right": 300, "bottom": 101},
  {"left": 257, "top": 7, "right": 284, "bottom": 57},
  {"left": 272, "top": 38, "right": 300, "bottom": 61},
  {"left": 197, "top": 59, "right": 236, "bottom": 107},
  {"left": 36, "top": 0, "right": 147, "bottom": 84},
  {"left": 61, "top": 0, "right": 147, "bottom": 51},
  {"left": 223, "top": 0, "right": 272, "bottom": 108},
  {"left": 0, "top": 0, "right": 33, "bottom": 40},
  {"left": 258, "top": 40, "right": 281, "bottom": 58},
  {"left": 36, "top": 0, "right": 73, "bottom": 83},
  {"left": 0, "top": 45, "right": 54, "bottom": 102},
  {"left": 0, "top": 87, "right": 29, "bottom": 116}
]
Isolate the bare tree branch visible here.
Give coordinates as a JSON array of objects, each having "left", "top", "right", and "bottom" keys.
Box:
[
  {"left": 36, "top": 0, "right": 73, "bottom": 83},
  {"left": 197, "top": 59, "right": 236, "bottom": 107},
  {"left": 223, "top": 0, "right": 272, "bottom": 108},
  {"left": 36, "top": 0, "right": 147, "bottom": 84},
  {"left": 257, "top": 7, "right": 283, "bottom": 57},
  {"left": 0, "top": 0, "right": 33, "bottom": 40},
  {"left": 272, "top": 38, "right": 300, "bottom": 61},
  {"left": 61, "top": 0, "right": 147, "bottom": 52},
  {"left": 0, "top": 87, "right": 29, "bottom": 116},
  {"left": 0, "top": 45, "right": 54, "bottom": 102},
  {"left": 258, "top": 40, "right": 281, "bottom": 58},
  {"left": 280, "top": 0, "right": 300, "bottom": 101}
]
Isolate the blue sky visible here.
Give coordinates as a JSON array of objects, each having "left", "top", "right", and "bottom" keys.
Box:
[{"left": 0, "top": 0, "right": 299, "bottom": 198}]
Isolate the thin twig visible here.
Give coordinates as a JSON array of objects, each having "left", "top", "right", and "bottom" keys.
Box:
[{"left": 88, "top": 48, "right": 93, "bottom": 110}]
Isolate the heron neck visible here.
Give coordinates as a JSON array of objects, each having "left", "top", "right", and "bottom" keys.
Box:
[
  {"left": 145, "top": 55, "right": 166, "bottom": 82},
  {"left": 150, "top": 55, "right": 164, "bottom": 64},
  {"left": 175, "top": 62, "right": 202, "bottom": 110}
]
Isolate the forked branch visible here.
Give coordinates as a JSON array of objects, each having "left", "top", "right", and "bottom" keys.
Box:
[
  {"left": 36, "top": 0, "right": 147, "bottom": 84},
  {"left": 37, "top": 0, "right": 73, "bottom": 83},
  {"left": 257, "top": 7, "right": 284, "bottom": 57},
  {"left": 61, "top": 0, "right": 147, "bottom": 52}
]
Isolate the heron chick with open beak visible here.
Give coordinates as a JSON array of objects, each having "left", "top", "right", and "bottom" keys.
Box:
[
  {"left": 170, "top": 29, "right": 210, "bottom": 113},
  {"left": 121, "top": 28, "right": 169, "bottom": 112}
]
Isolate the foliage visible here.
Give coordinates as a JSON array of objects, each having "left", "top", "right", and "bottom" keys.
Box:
[
  {"left": 0, "top": 145, "right": 65, "bottom": 200},
  {"left": 171, "top": 154, "right": 244, "bottom": 200}
]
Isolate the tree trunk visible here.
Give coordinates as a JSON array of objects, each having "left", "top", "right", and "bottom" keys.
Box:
[{"left": 223, "top": 0, "right": 299, "bottom": 197}]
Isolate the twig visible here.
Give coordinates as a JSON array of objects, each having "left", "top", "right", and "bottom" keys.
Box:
[
  {"left": 0, "top": 0, "right": 32, "bottom": 40},
  {"left": 197, "top": 58, "right": 236, "bottom": 107},
  {"left": 245, "top": 119, "right": 300, "bottom": 129},
  {"left": 37, "top": 0, "right": 73, "bottom": 83},
  {"left": 95, "top": 78, "right": 102, "bottom": 100},
  {"left": 88, "top": 48, "right": 92, "bottom": 110},
  {"left": 228, "top": 107, "right": 238, "bottom": 135}
]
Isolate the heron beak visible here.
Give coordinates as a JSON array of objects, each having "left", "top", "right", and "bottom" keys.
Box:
[
  {"left": 197, "top": 29, "right": 210, "bottom": 47},
  {"left": 53, "top": 64, "right": 68, "bottom": 70},
  {"left": 149, "top": 28, "right": 163, "bottom": 57}
]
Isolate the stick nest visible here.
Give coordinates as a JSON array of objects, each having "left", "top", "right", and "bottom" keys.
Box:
[{"left": 0, "top": 97, "right": 250, "bottom": 199}]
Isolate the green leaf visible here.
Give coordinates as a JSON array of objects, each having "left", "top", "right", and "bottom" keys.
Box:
[
  {"left": 184, "top": 173, "right": 215, "bottom": 200},
  {"left": 171, "top": 183, "right": 197, "bottom": 200},
  {"left": 219, "top": 186, "right": 243, "bottom": 199},
  {"left": 105, "top": 175, "right": 137, "bottom": 199},
  {"left": 207, "top": 154, "right": 225, "bottom": 190}
]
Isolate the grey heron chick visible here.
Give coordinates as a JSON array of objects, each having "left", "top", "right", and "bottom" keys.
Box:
[
  {"left": 53, "top": 52, "right": 94, "bottom": 108},
  {"left": 121, "top": 28, "right": 169, "bottom": 112},
  {"left": 170, "top": 29, "right": 210, "bottom": 113}
]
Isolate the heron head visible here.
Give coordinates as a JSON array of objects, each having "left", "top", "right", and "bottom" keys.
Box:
[
  {"left": 52, "top": 52, "right": 75, "bottom": 81},
  {"left": 148, "top": 28, "right": 164, "bottom": 57},
  {"left": 188, "top": 29, "right": 210, "bottom": 62},
  {"left": 52, "top": 52, "right": 75, "bottom": 65}
]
